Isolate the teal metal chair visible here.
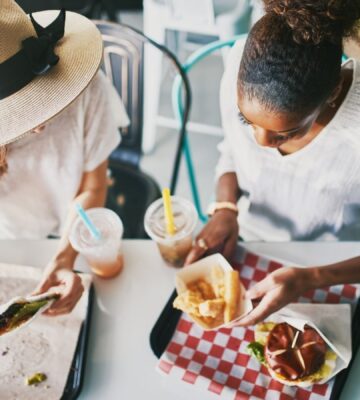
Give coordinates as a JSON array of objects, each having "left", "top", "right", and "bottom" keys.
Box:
[{"left": 171, "top": 35, "right": 247, "bottom": 223}]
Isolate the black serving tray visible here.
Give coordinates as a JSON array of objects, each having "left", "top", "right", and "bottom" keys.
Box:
[
  {"left": 150, "top": 289, "right": 360, "bottom": 400},
  {"left": 61, "top": 283, "right": 94, "bottom": 400},
  {"left": 150, "top": 289, "right": 179, "bottom": 359},
  {"left": 329, "top": 297, "right": 360, "bottom": 400}
]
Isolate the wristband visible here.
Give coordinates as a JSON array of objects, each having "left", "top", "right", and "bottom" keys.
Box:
[{"left": 207, "top": 201, "right": 238, "bottom": 217}]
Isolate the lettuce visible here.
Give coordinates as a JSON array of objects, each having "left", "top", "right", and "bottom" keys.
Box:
[{"left": 247, "top": 341, "right": 265, "bottom": 364}]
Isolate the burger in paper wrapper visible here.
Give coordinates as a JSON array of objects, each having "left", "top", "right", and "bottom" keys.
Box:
[{"left": 247, "top": 322, "right": 337, "bottom": 387}]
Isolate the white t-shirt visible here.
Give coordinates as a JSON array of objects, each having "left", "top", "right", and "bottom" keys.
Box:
[
  {"left": 250, "top": 0, "right": 265, "bottom": 26},
  {"left": 217, "top": 39, "right": 360, "bottom": 241},
  {"left": 0, "top": 71, "right": 129, "bottom": 239}
]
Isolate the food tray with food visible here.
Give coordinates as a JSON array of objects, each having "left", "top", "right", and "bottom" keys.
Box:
[
  {"left": 150, "top": 249, "right": 360, "bottom": 400},
  {"left": 0, "top": 263, "right": 93, "bottom": 400},
  {"left": 246, "top": 303, "right": 353, "bottom": 389}
]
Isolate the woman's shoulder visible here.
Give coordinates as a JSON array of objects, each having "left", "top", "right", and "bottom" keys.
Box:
[
  {"left": 342, "top": 58, "right": 360, "bottom": 104},
  {"left": 318, "top": 60, "right": 360, "bottom": 160},
  {"left": 75, "top": 70, "right": 130, "bottom": 128},
  {"left": 335, "top": 59, "right": 360, "bottom": 129},
  {"left": 81, "top": 70, "right": 112, "bottom": 100},
  {"left": 225, "top": 37, "right": 247, "bottom": 72},
  {"left": 220, "top": 37, "right": 248, "bottom": 105}
]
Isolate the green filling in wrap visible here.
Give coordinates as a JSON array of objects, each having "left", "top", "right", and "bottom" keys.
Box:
[{"left": 8, "top": 300, "right": 48, "bottom": 329}]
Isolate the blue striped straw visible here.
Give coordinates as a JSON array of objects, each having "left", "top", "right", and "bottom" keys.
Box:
[{"left": 75, "top": 204, "right": 102, "bottom": 240}]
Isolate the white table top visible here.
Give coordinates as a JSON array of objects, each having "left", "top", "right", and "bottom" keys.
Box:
[{"left": 0, "top": 239, "right": 359, "bottom": 400}]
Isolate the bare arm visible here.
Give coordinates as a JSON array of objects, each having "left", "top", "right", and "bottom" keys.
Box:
[
  {"left": 237, "top": 257, "right": 360, "bottom": 326},
  {"left": 216, "top": 172, "right": 242, "bottom": 203},
  {"left": 36, "top": 160, "right": 109, "bottom": 315},
  {"left": 311, "top": 256, "right": 360, "bottom": 287},
  {"left": 185, "top": 172, "right": 241, "bottom": 264},
  {"left": 52, "top": 159, "right": 108, "bottom": 268}
]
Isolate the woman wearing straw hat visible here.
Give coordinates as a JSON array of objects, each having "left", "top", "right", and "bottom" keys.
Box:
[
  {"left": 186, "top": 0, "right": 360, "bottom": 324},
  {"left": 0, "top": 1, "right": 129, "bottom": 314}
]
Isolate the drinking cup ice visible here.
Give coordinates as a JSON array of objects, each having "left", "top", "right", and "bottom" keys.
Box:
[
  {"left": 70, "top": 208, "right": 124, "bottom": 278},
  {"left": 144, "top": 196, "right": 197, "bottom": 267}
]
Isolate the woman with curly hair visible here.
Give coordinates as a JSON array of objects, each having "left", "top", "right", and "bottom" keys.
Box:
[{"left": 186, "top": 0, "right": 360, "bottom": 324}]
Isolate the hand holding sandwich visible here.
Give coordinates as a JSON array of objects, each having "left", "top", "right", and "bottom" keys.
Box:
[
  {"left": 34, "top": 161, "right": 108, "bottom": 316},
  {"left": 34, "top": 248, "right": 83, "bottom": 316}
]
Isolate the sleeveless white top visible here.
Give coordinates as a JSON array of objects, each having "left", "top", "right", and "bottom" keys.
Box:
[{"left": 217, "top": 39, "right": 360, "bottom": 241}]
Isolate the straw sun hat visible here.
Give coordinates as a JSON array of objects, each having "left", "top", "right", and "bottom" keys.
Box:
[{"left": 0, "top": 0, "right": 103, "bottom": 146}]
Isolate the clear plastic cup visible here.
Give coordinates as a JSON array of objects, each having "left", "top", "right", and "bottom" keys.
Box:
[
  {"left": 144, "top": 196, "right": 198, "bottom": 267},
  {"left": 69, "top": 208, "right": 124, "bottom": 279}
]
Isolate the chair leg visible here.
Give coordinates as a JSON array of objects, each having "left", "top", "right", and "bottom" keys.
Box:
[{"left": 142, "top": 1, "right": 167, "bottom": 153}]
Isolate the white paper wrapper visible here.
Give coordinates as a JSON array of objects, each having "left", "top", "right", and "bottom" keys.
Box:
[
  {"left": 261, "top": 303, "right": 352, "bottom": 387},
  {"left": 175, "top": 253, "right": 253, "bottom": 330},
  {"left": 0, "top": 292, "right": 59, "bottom": 338},
  {"left": 0, "top": 262, "right": 91, "bottom": 400}
]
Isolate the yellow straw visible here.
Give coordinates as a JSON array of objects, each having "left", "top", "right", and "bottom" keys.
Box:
[{"left": 162, "top": 188, "right": 176, "bottom": 235}]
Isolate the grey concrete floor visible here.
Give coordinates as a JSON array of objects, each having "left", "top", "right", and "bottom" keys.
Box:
[
  {"left": 141, "top": 51, "right": 224, "bottom": 212},
  {"left": 121, "top": 11, "right": 224, "bottom": 215},
  {"left": 120, "top": 12, "right": 223, "bottom": 219}
]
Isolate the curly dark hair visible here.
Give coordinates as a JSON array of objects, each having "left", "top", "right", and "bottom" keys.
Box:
[{"left": 238, "top": 0, "right": 360, "bottom": 114}]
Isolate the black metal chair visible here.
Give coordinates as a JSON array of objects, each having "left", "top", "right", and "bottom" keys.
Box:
[
  {"left": 97, "top": 21, "right": 145, "bottom": 167},
  {"left": 95, "top": 21, "right": 162, "bottom": 239},
  {"left": 15, "top": 0, "right": 99, "bottom": 17},
  {"left": 14, "top": 6, "right": 162, "bottom": 238},
  {"left": 15, "top": 0, "right": 142, "bottom": 21}
]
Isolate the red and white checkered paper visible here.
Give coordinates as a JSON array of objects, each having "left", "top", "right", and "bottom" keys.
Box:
[{"left": 157, "top": 248, "right": 359, "bottom": 400}]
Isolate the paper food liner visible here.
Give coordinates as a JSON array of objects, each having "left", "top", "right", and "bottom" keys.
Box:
[
  {"left": 0, "top": 262, "right": 91, "bottom": 400},
  {"left": 175, "top": 253, "right": 253, "bottom": 330},
  {"left": 0, "top": 292, "right": 59, "bottom": 338},
  {"left": 261, "top": 303, "right": 352, "bottom": 387}
]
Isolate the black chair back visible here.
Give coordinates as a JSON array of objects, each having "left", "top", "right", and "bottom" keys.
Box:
[
  {"left": 95, "top": 21, "right": 162, "bottom": 238},
  {"left": 95, "top": 21, "right": 144, "bottom": 167},
  {"left": 106, "top": 163, "right": 161, "bottom": 238},
  {"left": 15, "top": 0, "right": 97, "bottom": 16}
]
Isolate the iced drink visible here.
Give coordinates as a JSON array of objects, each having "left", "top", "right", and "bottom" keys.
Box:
[
  {"left": 144, "top": 196, "right": 197, "bottom": 267},
  {"left": 69, "top": 208, "right": 124, "bottom": 279}
]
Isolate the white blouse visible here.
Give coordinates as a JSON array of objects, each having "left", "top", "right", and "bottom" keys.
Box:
[
  {"left": 217, "top": 39, "right": 360, "bottom": 241},
  {"left": 0, "top": 71, "right": 129, "bottom": 239}
]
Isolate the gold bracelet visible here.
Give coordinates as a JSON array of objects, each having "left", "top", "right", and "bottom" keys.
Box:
[{"left": 207, "top": 201, "right": 238, "bottom": 217}]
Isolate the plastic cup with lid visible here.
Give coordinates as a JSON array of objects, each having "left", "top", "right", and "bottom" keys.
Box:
[
  {"left": 144, "top": 196, "right": 198, "bottom": 267},
  {"left": 69, "top": 208, "right": 124, "bottom": 278}
]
